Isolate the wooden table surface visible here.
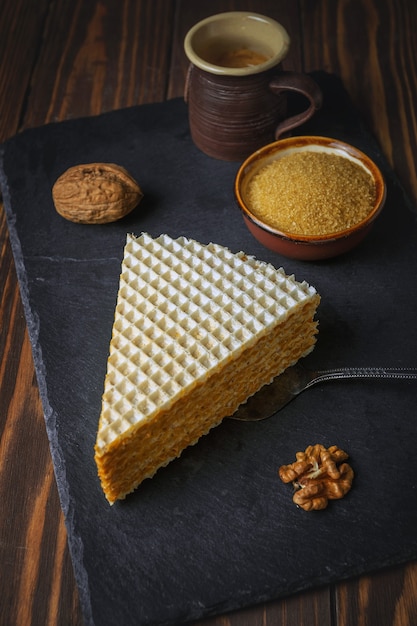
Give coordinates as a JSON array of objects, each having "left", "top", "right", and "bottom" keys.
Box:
[{"left": 1, "top": 1, "right": 416, "bottom": 624}]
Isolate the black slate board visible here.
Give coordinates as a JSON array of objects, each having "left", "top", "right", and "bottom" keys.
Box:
[{"left": 1, "top": 73, "right": 417, "bottom": 626}]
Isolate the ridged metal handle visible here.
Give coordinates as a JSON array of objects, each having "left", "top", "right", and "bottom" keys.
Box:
[{"left": 307, "top": 367, "right": 417, "bottom": 389}]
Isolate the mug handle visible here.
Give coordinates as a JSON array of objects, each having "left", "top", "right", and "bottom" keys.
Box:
[{"left": 269, "top": 72, "right": 323, "bottom": 139}]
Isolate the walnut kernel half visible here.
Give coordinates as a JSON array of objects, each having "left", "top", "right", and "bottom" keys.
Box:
[{"left": 278, "top": 444, "right": 354, "bottom": 511}]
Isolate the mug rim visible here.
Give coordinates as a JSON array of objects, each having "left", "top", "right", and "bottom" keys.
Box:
[{"left": 184, "top": 11, "right": 290, "bottom": 76}]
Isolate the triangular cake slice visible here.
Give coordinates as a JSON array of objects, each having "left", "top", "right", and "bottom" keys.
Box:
[{"left": 95, "top": 233, "right": 320, "bottom": 503}]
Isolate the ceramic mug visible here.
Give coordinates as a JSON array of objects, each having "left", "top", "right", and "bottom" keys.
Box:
[{"left": 184, "top": 12, "right": 323, "bottom": 161}]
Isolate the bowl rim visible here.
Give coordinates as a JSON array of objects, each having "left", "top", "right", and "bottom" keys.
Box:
[{"left": 234, "top": 135, "right": 387, "bottom": 244}]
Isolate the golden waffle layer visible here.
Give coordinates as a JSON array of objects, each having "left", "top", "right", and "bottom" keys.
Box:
[{"left": 95, "top": 233, "right": 320, "bottom": 503}]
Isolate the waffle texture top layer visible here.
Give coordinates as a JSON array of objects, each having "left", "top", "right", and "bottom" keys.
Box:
[{"left": 96, "top": 232, "right": 318, "bottom": 454}]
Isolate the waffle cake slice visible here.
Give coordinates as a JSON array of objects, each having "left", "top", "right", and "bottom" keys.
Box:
[{"left": 95, "top": 233, "right": 320, "bottom": 503}]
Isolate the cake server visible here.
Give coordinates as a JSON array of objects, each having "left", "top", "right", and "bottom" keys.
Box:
[{"left": 231, "top": 364, "right": 417, "bottom": 421}]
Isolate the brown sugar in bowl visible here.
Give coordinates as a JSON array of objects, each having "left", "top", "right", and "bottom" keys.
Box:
[{"left": 234, "top": 136, "right": 386, "bottom": 260}]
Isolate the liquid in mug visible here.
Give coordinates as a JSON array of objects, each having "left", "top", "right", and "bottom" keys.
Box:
[{"left": 214, "top": 47, "right": 270, "bottom": 68}]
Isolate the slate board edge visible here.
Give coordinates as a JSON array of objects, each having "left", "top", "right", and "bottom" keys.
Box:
[{"left": 0, "top": 148, "right": 96, "bottom": 626}]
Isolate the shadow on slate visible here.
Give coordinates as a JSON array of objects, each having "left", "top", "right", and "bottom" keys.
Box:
[{"left": 1, "top": 72, "right": 417, "bottom": 626}]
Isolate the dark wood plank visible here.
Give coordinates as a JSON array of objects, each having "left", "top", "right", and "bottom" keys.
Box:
[
  {"left": 336, "top": 563, "right": 417, "bottom": 626},
  {"left": 23, "top": 0, "right": 176, "bottom": 129},
  {"left": 0, "top": 0, "right": 86, "bottom": 624},
  {"left": 0, "top": 0, "right": 50, "bottom": 142},
  {"left": 301, "top": 0, "right": 417, "bottom": 204}
]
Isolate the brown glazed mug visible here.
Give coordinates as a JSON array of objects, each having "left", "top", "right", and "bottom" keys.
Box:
[{"left": 184, "top": 12, "right": 323, "bottom": 161}]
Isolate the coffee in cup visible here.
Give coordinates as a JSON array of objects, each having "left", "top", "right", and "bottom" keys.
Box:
[{"left": 211, "top": 47, "right": 270, "bottom": 68}]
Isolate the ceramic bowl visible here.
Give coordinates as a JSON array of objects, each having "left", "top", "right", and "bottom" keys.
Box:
[{"left": 234, "top": 136, "right": 386, "bottom": 260}]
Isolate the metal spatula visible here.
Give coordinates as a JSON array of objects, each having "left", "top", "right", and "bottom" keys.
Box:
[{"left": 231, "top": 363, "right": 417, "bottom": 421}]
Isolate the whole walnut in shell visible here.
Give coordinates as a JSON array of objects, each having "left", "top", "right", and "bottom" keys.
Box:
[{"left": 52, "top": 163, "right": 143, "bottom": 224}]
